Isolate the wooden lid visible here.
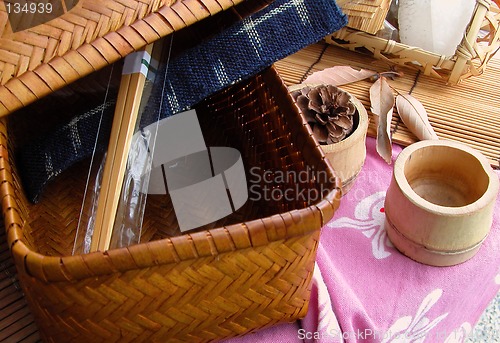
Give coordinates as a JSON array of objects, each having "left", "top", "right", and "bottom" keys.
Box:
[{"left": 0, "top": 0, "right": 252, "bottom": 117}]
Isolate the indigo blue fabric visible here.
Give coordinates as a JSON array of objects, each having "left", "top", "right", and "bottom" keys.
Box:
[
  {"left": 140, "top": 0, "right": 348, "bottom": 125},
  {"left": 19, "top": 99, "right": 116, "bottom": 202},
  {"left": 19, "top": 0, "right": 347, "bottom": 202}
]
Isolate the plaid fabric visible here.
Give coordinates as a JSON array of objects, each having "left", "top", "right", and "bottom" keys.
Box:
[
  {"left": 19, "top": 99, "right": 116, "bottom": 202},
  {"left": 19, "top": 0, "right": 347, "bottom": 202}
]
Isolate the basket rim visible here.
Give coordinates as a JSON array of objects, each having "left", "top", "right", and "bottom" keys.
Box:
[
  {"left": 0, "top": 0, "right": 250, "bottom": 117},
  {"left": 0, "top": 67, "right": 342, "bottom": 282}
]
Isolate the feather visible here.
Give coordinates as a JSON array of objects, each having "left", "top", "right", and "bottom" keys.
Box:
[
  {"left": 396, "top": 94, "right": 438, "bottom": 141},
  {"left": 369, "top": 76, "right": 395, "bottom": 164},
  {"left": 303, "top": 66, "right": 376, "bottom": 86}
]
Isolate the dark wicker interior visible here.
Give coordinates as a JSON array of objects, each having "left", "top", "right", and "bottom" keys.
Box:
[{"left": 8, "top": 67, "right": 336, "bottom": 257}]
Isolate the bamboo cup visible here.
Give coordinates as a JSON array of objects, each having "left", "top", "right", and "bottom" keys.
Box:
[
  {"left": 289, "top": 85, "right": 369, "bottom": 194},
  {"left": 385, "top": 140, "right": 499, "bottom": 266},
  {"left": 321, "top": 93, "right": 369, "bottom": 194}
]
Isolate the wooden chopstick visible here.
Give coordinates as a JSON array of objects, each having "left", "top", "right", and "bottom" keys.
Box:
[{"left": 90, "top": 44, "right": 154, "bottom": 252}]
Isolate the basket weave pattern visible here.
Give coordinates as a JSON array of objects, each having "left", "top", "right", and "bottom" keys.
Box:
[
  {"left": 336, "top": 0, "right": 391, "bottom": 34},
  {"left": 0, "top": 0, "right": 250, "bottom": 116},
  {"left": 327, "top": 0, "right": 500, "bottom": 84},
  {"left": 0, "top": 67, "right": 341, "bottom": 342}
]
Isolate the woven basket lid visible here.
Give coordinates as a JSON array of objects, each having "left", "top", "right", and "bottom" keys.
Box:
[{"left": 0, "top": 0, "right": 252, "bottom": 117}]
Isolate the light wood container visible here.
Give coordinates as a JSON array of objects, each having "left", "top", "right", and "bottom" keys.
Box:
[
  {"left": 385, "top": 140, "right": 499, "bottom": 266},
  {"left": 321, "top": 94, "right": 369, "bottom": 194}
]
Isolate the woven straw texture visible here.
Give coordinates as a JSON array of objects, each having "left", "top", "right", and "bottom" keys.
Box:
[
  {"left": 0, "top": 66, "right": 341, "bottom": 342},
  {"left": 0, "top": 0, "right": 256, "bottom": 117},
  {"left": 336, "top": 0, "right": 391, "bottom": 34},
  {"left": 327, "top": 0, "right": 500, "bottom": 84},
  {"left": 0, "top": 224, "right": 41, "bottom": 342}
]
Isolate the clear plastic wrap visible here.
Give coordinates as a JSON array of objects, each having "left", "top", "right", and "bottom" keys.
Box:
[
  {"left": 109, "top": 128, "right": 153, "bottom": 248},
  {"left": 72, "top": 152, "right": 106, "bottom": 255},
  {"left": 73, "top": 41, "right": 169, "bottom": 254}
]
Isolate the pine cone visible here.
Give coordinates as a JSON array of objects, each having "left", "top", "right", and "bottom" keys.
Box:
[{"left": 292, "top": 85, "right": 357, "bottom": 144}]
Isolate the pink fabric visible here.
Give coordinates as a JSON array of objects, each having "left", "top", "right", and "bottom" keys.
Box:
[{"left": 225, "top": 137, "right": 500, "bottom": 343}]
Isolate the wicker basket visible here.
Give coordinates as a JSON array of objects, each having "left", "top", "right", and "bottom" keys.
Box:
[
  {"left": 0, "top": 66, "right": 341, "bottom": 342},
  {"left": 326, "top": 0, "right": 500, "bottom": 84}
]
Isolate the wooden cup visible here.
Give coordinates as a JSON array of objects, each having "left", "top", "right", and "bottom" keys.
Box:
[
  {"left": 289, "top": 84, "right": 369, "bottom": 194},
  {"left": 385, "top": 140, "right": 499, "bottom": 266},
  {"left": 321, "top": 93, "right": 369, "bottom": 194}
]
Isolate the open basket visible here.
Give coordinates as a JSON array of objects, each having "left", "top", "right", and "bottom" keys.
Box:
[
  {"left": 326, "top": 0, "right": 500, "bottom": 84},
  {"left": 0, "top": 65, "right": 341, "bottom": 342}
]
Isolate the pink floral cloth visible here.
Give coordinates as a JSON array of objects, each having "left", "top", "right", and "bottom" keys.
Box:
[{"left": 225, "top": 137, "right": 500, "bottom": 343}]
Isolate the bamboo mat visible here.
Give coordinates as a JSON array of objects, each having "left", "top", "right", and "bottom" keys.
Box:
[
  {"left": 0, "top": 221, "right": 40, "bottom": 343},
  {"left": 275, "top": 42, "right": 500, "bottom": 169}
]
